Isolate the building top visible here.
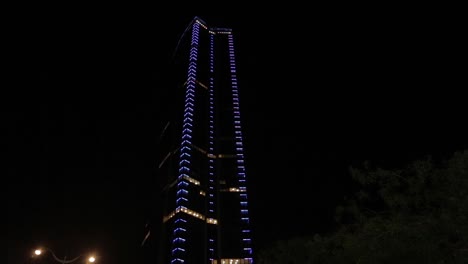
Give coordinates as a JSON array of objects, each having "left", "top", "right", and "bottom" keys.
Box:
[{"left": 193, "top": 16, "right": 233, "bottom": 34}]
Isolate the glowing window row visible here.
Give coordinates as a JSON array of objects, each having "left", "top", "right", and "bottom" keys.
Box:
[
  {"left": 183, "top": 175, "right": 200, "bottom": 186},
  {"left": 206, "top": 218, "right": 218, "bottom": 224},
  {"left": 196, "top": 80, "right": 209, "bottom": 90},
  {"left": 229, "top": 187, "right": 246, "bottom": 192},
  {"left": 218, "top": 154, "right": 236, "bottom": 158},
  {"left": 195, "top": 20, "right": 208, "bottom": 29},
  {"left": 189, "top": 144, "right": 238, "bottom": 159},
  {"left": 164, "top": 206, "right": 203, "bottom": 221},
  {"left": 207, "top": 30, "right": 232, "bottom": 35},
  {"left": 211, "top": 259, "right": 252, "bottom": 264},
  {"left": 178, "top": 206, "right": 204, "bottom": 220},
  {"left": 164, "top": 207, "right": 218, "bottom": 224},
  {"left": 182, "top": 79, "right": 208, "bottom": 90}
]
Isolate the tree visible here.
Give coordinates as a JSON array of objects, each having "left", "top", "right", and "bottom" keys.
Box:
[{"left": 256, "top": 149, "right": 468, "bottom": 263}]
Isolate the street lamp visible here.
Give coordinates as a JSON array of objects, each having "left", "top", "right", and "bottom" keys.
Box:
[{"left": 32, "top": 247, "right": 97, "bottom": 263}]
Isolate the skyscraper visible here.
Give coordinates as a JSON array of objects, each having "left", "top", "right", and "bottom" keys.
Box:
[{"left": 156, "top": 17, "right": 254, "bottom": 264}]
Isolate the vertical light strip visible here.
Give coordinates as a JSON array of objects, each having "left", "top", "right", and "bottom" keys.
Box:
[
  {"left": 207, "top": 31, "right": 217, "bottom": 262},
  {"left": 227, "top": 33, "right": 253, "bottom": 262},
  {"left": 171, "top": 21, "right": 200, "bottom": 264}
]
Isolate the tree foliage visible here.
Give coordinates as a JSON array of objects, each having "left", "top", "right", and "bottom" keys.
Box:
[{"left": 257, "top": 149, "right": 468, "bottom": 263}]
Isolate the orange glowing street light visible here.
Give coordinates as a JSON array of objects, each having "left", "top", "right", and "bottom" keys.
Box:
[{"left": 32, "top": 247, "right": 97, "bottom": 263}]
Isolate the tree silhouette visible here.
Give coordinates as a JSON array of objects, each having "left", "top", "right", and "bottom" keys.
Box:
[{"left": 257, "top": 149, "right": 468, "bottom": 263}]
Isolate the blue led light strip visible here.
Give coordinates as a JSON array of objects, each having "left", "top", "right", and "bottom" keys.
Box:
[
  {"left": 207, "top": 31, "right": 217, "bottom": 260},
  {"left": 171, "top": 21, "right": 200, "bottom": 264},
  {"left": 228, "top": 33, "right": 253, "bottom": 261}
]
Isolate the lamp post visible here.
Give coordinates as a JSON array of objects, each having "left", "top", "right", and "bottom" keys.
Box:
[{"left": 32, "top": 247, "right": 96, "bottom": 263}]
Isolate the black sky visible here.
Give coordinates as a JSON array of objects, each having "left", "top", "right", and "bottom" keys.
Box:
[{"left": 8, "top": 5, "right": 468, "bottom": 264}]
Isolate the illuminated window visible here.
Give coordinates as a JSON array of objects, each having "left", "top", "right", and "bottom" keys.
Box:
[
  {"left": 196, "top": 80, "right": 209, "bottom": 90},
  {"left": 212, "top": 259, "right": 252, "bottom": 264},
  {"left": 164, "top": 206, "right": 219, "bottom": 225},
  {"left": 228, "top": 187, "right": 246, "bottom": 192},
  {"left": 206, "top": 218, "right": 218, "bottom": 225},
  {"left": 195, "top": 20, "right": 208, "bottom": 29},
  {"left": 183, "top": 175, "right": 200, "bottom": 185}
]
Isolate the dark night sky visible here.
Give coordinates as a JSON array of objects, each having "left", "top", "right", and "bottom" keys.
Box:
[{"left": 7, "top": 5, "right": 467, "bottom": 264}]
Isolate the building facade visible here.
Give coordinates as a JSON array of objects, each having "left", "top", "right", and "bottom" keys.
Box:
[{"left": 157, "top": 17, "right": 254, "bottom": 264}]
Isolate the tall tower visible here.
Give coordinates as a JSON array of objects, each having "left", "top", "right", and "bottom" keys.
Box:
[{"left": 157, "top": 17, "right": 254, "bottom": 264}]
